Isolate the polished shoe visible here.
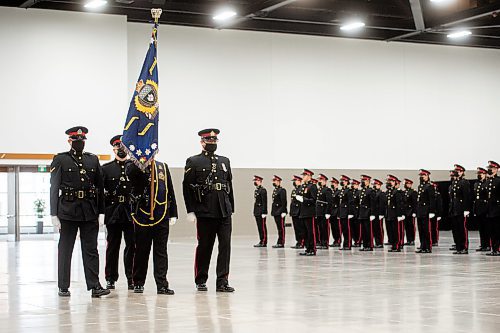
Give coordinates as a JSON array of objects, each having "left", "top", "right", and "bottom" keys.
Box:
[
  {"left": 317, "top": 245, "right": 328, "bottom": 250},
  {"left": 216, "top": 285, "right": 235, "bottom": 292},
  {"left": 424, "top": 249, "right": 432, "bottom": 253},
  {"left": 352, "top": 243, "right": 361, "bottom": 248},
  {"left": 330, "top": 243, "right": 341, "bottom": 247},
  {"left": 453, "top": 249, "right": 468, "bottom": 255},
  {"left": 253, "top": 243, "right": 267, "bottom": 248},
  {"left": 359, "top": 248, "right": 366, "bottom": 251},
  {"left": 299, "top": 251, "right": 309, "bottom": 256},
  {"left": 432, "top": 243, "right": 438, "bottom": 247},
  {"left": 449, "top": 245, "right": 456, "bottom": 250},
  {"left": 272, "top": 244, "right": 285, "bottom": 248},
  {"left": 486, "top": 251, "right": 499, "bottom": 256},
  {"left": 374, "top": 245, "right": 384, "bottom": 249},
  {"left": 106, "top": 281, "right": 115, "bottom": 290},
  {"left": 58, "top": 288, "right": 71, "bottom": 297},
  {"left": 290, "top": 244, "right": 304, "bottom": 249},
  {"left": 476, "top": 247, "right": 485, "bottom": 252},
  {"left": 389, "top": 249, "right": 401, "bottom": 252},
  {"left": 364, "top": 248, "right": 374, "bottom": 252},
  {"left": 91, "top": 286, "right": 111, "bottom": 298},
  {"left": 339, "top": 247, "right": 351, "bottom": 251},
  {"left": 128, "top": 280, "right": 134, "bottom": 290},
  {"left": 305, "top": 252, "right": 316, "bottom": 256},
  {"left": 404, "top": 241, "right": 415, "bottom": 246},
  {"left": 157, "top": 287, "right": 175, "bottom": 295},
  {"left": 384, "top": 242, "right": 391, "bottom": 245},
  {"left": 134, "top": 285, "right": 144, "bottom": 293},
  {"left": 196, "top": 283, "right": 208, "bottom": 291}
]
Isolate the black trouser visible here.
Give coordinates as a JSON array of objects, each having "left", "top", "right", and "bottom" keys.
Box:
[
  {"left": 404, "top": 216, "right": 416, "bottom": 243},
  {"left": 477, "top": 214, "right": 491, "bottom": 249},
  {"left": 273, "top": 215, "right": 286, "bottom": 245},
  {"left": 291, "top": 216, "right": 305, "bottom": 246},
  {"left": 387, "top": 219, "right": 400, "bottom": 250},
  {"left": 373, "top": 218, "right": 384, "bottom": 246},
  {"left": 316, "top": 216, "right": 329, "bottom": 247},
  {"left": 340, "top": 217, "right": 351, "bottom": 249},
  {"left": 330, "top": 217, "right": 342, "bottom": 245},
  {"left": 195, "top": 216, "right": 232, "bottom": 287},
  {"left": 302, "top": 217, "right": 317, "bottom": 253},
  {"left": 58, "top": 220, "right": 100, "bottom": 290},
  {"left": 255, "top": 215, "right": 267, "bottom": 245},
  {"left": 451, "top": 215, "right": 469, "bottom": 251},
  {"left": 352, "top": 218, "right": 362, "bottom": 245},
  {"left": 105, "top": 222, "right": 135, "bottom": 283},
  {"left": 417, "top": 217, "right": 432, "bottom": 251},
  {"left": 398, "top": 219, "right": 405, "bottom": 248},
  {"left": 430, "top": 217, "right": 440, "bottom": 245},
  {"left": 489, "top": 217, "right": 500, "bottom": 252},
  {"left": 133, "top": 221, "right": 169, "bottom": 288},
  {"left": 360, "top": 219, "right": 373, "bottom": 249}
]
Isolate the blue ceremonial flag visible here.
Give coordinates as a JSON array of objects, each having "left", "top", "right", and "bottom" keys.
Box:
[{"left": 121, "top": 22, "right": 160, "bottom": 170}]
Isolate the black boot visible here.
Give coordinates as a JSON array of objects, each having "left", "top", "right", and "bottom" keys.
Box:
[
  {"left": 106, "top": 281, "right": 115, "bottom": 290},
  {"left": 58, "top": 288, "right": 71, "bottom": 297},
  {"left": 216, "top": 285, "right": 235, "bottom": 292},
  {"left": 91, "top": 285, "right": 110, "bottom": 298},
  {"left": 157, "top": 286, "right": 175, "bottom": 295},
  {"left": 196, "top": 283, "right": 208, "bottom": 291}
]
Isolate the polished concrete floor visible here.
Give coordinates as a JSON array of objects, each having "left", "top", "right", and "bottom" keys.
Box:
[{"left": 1, "top": 231, "right": 500, "bottom": 333}]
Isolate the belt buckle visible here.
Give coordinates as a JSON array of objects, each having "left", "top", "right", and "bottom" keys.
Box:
[
  {"left": 215, "top": 183, "right": 222, "bottom": 191},
  {"left": 77, "top": 190, "right": 85, "bottom": 199},
  {"left": 118, "top": 195, "right": 125, "bottom": 203}
]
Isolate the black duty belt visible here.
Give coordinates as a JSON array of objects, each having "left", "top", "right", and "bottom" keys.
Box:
[
  {"left": 110, "top": 195, "right": 127, "bottom": 203},
  {"left": 208, "top": 183, "right": 228, "bottom": 191},
  {"left": 61, "top": 188, "right": 96, "bottom": 200}
]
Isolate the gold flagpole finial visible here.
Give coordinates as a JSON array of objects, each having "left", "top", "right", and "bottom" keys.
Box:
[{"left": 151, "top": 8, "right": 162, "bottom": 23}]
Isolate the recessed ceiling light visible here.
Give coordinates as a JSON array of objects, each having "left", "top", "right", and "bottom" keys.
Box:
[
  {"left": 430, "top": 0, "right": 455, "bottom": 4},
  {"left": 340, "top": 22, "right": 366, "bottom": 31},
  {"left": 213, "top": 10, "right": 237, "bottom": 21},
  {"left": 84, "top": 0, "right": 107, "bottom": 9},
  {"left": 447, "top": 30, "right": 472, "bottom": 39}
]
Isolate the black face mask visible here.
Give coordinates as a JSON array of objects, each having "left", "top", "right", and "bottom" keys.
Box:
[
  {"left": 254, "top": 182, "right": 258, "bottom": 187},
  {"left": 386, "top": 183, "right": 392, "bottom": 189},
  {"left": 71, "top": 140, "right": 85, "bottom": 153},
  {"left": 488, "top": 169, "right": 494, "bottom": 175},
  {"left": 361, "top": 182, "right": 366, "bottom": 188},
  {"left": 117, "top": 149, "right": 127, "bottom": 159},
  {"left": 273, "top": 183, "right": 278, "bottom": 187},
  {"left": 205, "top": 143, "right": 217, "bottom": 152},
  {"left": 419, "top": 176, "right": 424, "bottom": 183},
  {"left": 477, "top": 175, "right": 482, "bottom": 180}
]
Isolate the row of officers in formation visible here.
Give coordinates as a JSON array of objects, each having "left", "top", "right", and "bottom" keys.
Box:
[
  {"left": 252, "top": 162, "right": 500, "bottom": 256},
  {"left": 50, "top": 126, "right": 234, "bottom": 298}
]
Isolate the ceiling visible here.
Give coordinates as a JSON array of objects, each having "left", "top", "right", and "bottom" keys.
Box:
[{"left": 3, "top": 0, "right": 500, "bottom": 49}]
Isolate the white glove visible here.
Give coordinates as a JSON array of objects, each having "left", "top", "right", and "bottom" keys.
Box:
[
  {"left": 187, "top": 212, "right": 197, "bottom": 223},
  {"left": 412, "top": 213, "right": 416, "bottom": 218},
  {"left": 464, "top": 211, "right": 470, "bottom": 217},
  {"left": 169, "top": 217, "right": 177, "bottom": 226},
  {"left": 325, "top": 214, "right": 331, "bottom": 219},
  {"left": 429, "top": 213, "right": 435, "bottom": 219},
  {"left": 348, "top": 215, "right": 354, "bottom": 219},
  {"left": 397, "top": 216, "right": 404, "bottom": 222},
  {"left": 51, "top": 216, "right": 61, "bottom": 230},
  {"left": 262, "top": 214, "right": 267, "bottom": 219},
  {"left": 370, "top": 215, "right": 375, "bottom": 221},
  {"left": 295, "top": 195, "right": 304, "bottom": 202},
  {"left": 379, "top": 215, "right": 384, "bottom": 220},
  {"left": 98, "top": 214, "right": 105, "bottom": 226},
  {"left": 437, "top": 217, "right": 442, "bottom": 221},
  {"left": 281, "top": 213, "right": 286, "bottom": 218}
]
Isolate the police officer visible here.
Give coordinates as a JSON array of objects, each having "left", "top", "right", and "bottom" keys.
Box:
[
  {"left": 183, "top": 128, "right": 235, "bottom": 292},
  {"left": 474, "top": 167, "right": 490, "bottom": 252},
  {"left": 315, "top": 174, "right": 333, "bottom": 249},
  {"left": 290, "top": 175, "right": 305, "bottom": 249},
  {"left": 449, "top": 164, "right": 471, "bottom": 255},
  {"left": 485, "top": 161, "right": 500, "bottom": 256},
  {"left": 102, "top": 135, "right": 134, "bottom": 290},
  {"left": 271, "top": 175, "right": 287, "bottom": 248},
  {"left": 338, "top": 175, "right": 354, "bottom": 250},
  {"left": 252, "top": 175, "right": 268, "bottom": 247},
  {"left": 127, "top": 158, "right": 177, "bottom": 295},
  {"left": 329, "top": 177, "right": 342, "bottom": 247},
  {"left": 296, "top": 169, "right": 318, "bottom": 256},
  {"left": 358, "top": 175, "right": 376, "bottom": 251},
  {"left": 372, "top": 179, "right": 385, "bottom": 248},
  {"left": 402, "top": 179, "right": 417, "bottom": 246},
  {"left": 385, "top": 175, "right": 404, "bottom": 252},
  {"left": 431, "top": 182, "right": 443, "bottom": 246},
  {"left": 50, "top": 126, "right": 109, "bottom": 298},
  {"left": 415, "top": 169, "right": 436, "bottom": 254},
  {"left": 351, "top": 179, "right": 362, "bottom": 247}
]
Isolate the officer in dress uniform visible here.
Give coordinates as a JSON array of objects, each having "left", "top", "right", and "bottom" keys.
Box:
[
  {"left": 329, "top": 177, "right": 342, "bottom": 247},
  {"left": 358, "top": 175, "right": 376, "bottom": 251},
  {"left": 50, "top": 126, "right": 109, "bottom": 298},
  {"left": 402, "top": 179, "right": 417, "bottom": 246},
  {"left": 394, "top": 179, "right": 406, "bottom": 249},
  {"left": 102, "top": 135, "right": 134, "bottom": 290},
  {"left": 474, "top": 167, "right": 490, "bottom": 252},
  {"left": 485, "top": 161, "right": 500, "bottom": 256},
  {"left": 351, "top": 179, "right": 362, "bottom": 247},
  {"left": 296, "top": 169, "right": 318, "bottom": 256},
  {"left": 372, "top": 179, "right": 385, "bottom": 248},
  {"left": 431, "top": 182, "right": 443, "bottom": 246},
  {"left": 415, "top": 169, "right": 436, "bottom": 254},
  {"left": 271, "top": 175, "right": 287, "bottom": 248},
  {"left": 252, "top": 175, "right": 268, "bottom": 247},
  {"left": 449, "top": 164, "right": 471, "bottom": 255},
  {"left": 127, "top": 157, "right": 178, "bottom": 295},
  {"left": 339, "top": 175, "right": 354, "bottom": 250},
  {"left": 315, "top": 174, "right": 333, "bottom": 249},
  {"left": 290, "top": 175, "right": 305, "bottom": 249},
  {"left": 183, "top": 129, "right": 235, "bottom": 292},
  {"left": 385, "top": 175, "right": 404, "bottom": 252}
]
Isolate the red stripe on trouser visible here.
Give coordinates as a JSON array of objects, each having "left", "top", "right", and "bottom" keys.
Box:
[
  {"left": 464, "top": 216, "right": 468, "bottom": 250},
  {"left": 338, "top": 218, "right": 342, "bottom": 244},
  {"left": 436, "top": 219, "right": 440, "bottom": 243},
  {"left": 281, "top": 217, "right": 285, "bottom": 244},
  {"left": 312, "top": 217, "right": 317, "bottom": 252},
  {"left": 428, "top": 219, "right": 432, "bottom": 250},
  {"left": 380, "top": 219, "right": 384, "bottom": 244},
  {"left": 370, "top": 220, "right": 373, "bottom": 248},
  {"left": 396, "top": 221, "right": 400, "bottom": 250},
  {"left": 347, "top": 218, "right": 351, "bottom": 247},
  {"left": 262, "top": 217, "right": 267, "bottom": 244},
  {"left": 326, "top": 218, "right": 330, "bottom": 246},
  {"left": 400, "top": 221, "right": 404, "bottom": 247}
]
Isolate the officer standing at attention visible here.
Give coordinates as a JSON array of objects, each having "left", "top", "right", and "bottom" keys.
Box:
[
  {"left": 315, "top": 174, "right": 333, "bottom": 249},
  {"left": 183, "top": 129, "right": 235, "bottom": 292},
  {"left": 385, "top": 175, "right": 404, "bottom": 252},
  {"left": 415, "top": 169, "right": 436, "bottom": 254},
  {"left": 50, "top": 126, "right": 109, "bottom": 298},
  {"left": 431, "top": 182, "right": 443, "bottom": 246},
  {"left": 296, "top": 169, "right": 318, "bottom": 256},
  {"left": 290, "top": 175, "right": 305, "bottom": 249},
  {"left": 329, "top": 177, "right": 342, "bottom": 247},
  {"left": 358, "top": 175, "right": 376, "bottom": 251},
  {"left": 449, "top": 164, "right": 471, "bottom": 255},
  {"left": 402, "top": 179, "right": 417, "bottom": 246},
  {"left": 102, "top": 135, "right": 135, "bottom": 290},
  {"left": 372, "top": 179, "right": 385, "bottom": 248},
  {"left": 339, "top": 175, "right": 354, "bottom": 250},
  {"left": 485, "top": 161, "right": 500, "bottom": 256},
  {"left": 474, "top": 167, "right": 490, "bottom": 252},
  {"left": 252, "top": 175, "right": 268, "bottom": 247},
  {"left": 351, "top": 179, "right": 362, "bottom": 247},
  {"left": 271, "top": 175, "right": 288, "bottom": 248}
]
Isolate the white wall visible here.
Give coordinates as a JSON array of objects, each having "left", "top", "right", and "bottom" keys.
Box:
[{"left": 0, "top": 7, "right": 498, "bottom": 171}]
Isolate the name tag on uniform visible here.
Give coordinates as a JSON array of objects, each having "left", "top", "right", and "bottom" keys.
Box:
[{"left": 221, "top": 163, "right": 227, "bottom": 172}]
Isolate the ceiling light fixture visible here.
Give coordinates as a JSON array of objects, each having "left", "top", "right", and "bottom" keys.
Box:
[
  {"left": 430, "top": 0, "right": 454, "bottom": 3},
  {"left": 213, "top": 10, "right": 237, "bottom": 21},
  {"left": 447, "top": 30, "right": 472, "bottom": 39},
  {"left": 340, "top": 21, "right": 366, "bottom": 31},
  {"left": 84, "top": 0, "right": 107, "bottom": 9}
]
